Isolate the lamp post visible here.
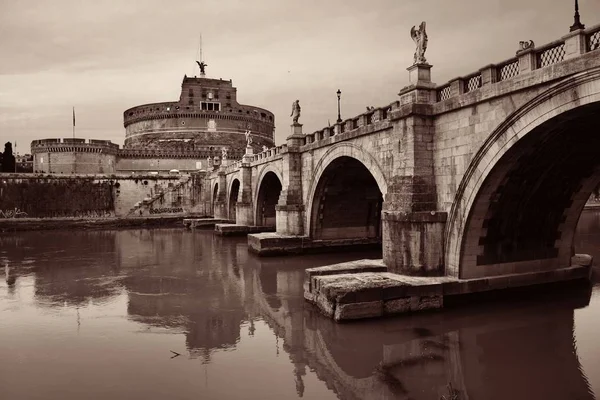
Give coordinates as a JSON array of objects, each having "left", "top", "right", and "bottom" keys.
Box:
[
  {"left": 336, "top": 89, "right": 342, "bottom": 123},
  {"left": 570, "top": 0, "right": 585, "bottom": 31}
]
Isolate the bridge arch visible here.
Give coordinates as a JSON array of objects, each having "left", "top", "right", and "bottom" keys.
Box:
[
  {"left": 306, "top": 143, "right": 388, "bottom": 240},
  {"left": 446, "top": 68, "right": 600, "bottom": 279},
  {"left": 228, "top": 178, "right": 240, "bottom": 222},
  {"left": 254, "top": 165, "right": 283, "bottom": 227},
  {"left": 212, "top": 181, "right": 219, "bottom": 216}
]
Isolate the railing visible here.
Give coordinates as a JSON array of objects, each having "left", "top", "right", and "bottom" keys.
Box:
[
  {"left": 498, "top": 58, "right": 520, "bottom": 81},
  {"left": 434, "top": 23, "right": 600, "bottom": 103},
  {"left": 437, "top": 85, "right": 451, "bottom": 101},
  {"left": 536, "top": 40, "right": 565, "bottom": 68},
  {"left": 464, "top": 73, "right": 482, "bottom": 93},
  {"left": 588, "top": 29, "right": 600, "bottom": 51}
]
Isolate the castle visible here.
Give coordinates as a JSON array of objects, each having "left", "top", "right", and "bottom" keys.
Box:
[{"left": 31, "top": 70, "right": 275, "bottom": 174}]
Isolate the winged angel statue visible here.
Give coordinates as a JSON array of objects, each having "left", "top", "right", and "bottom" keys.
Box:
[{"left": 410, "top": 22, "right": 428, "bottom": 65}]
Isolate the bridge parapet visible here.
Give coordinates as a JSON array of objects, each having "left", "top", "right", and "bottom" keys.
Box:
[
  {"left": 302, "top": 103, "right": 396, "bottom": 149},
  {"left": 435, "top": 23, "right": 600, "bottom": 103},
  {"left": 248, "top": 144, "right": 287, "bottom": 165}
]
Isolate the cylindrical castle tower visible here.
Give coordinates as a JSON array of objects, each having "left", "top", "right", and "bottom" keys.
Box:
[
  {"left": 122, "top": 75, "right": 275, "bottom": 161},
  {"left": 31, "top": 138, "right": 118, "bottom": 174}
]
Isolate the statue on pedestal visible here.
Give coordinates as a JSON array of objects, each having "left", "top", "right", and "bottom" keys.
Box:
[
  {"left": 410, "top": 22, "right": 428, "bottom": 65},
  {"left": 196, "top": 61, "right": 208, "bottom": 74},
  {"left": 221, "top": 147, "right": 228, "bottom": 161},
  {"left": 245, "top": 130, "right": 253, "bottom": 146},
  {"left": 290, "top": 100, "right": 301, "bottom": 125},
  {"left": 262, "top": 145, "right": 268, "bottom": 152}
]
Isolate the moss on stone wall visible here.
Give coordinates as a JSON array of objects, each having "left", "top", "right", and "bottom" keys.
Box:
[{"left": 0, "top": 178, "right": 114, "bottom": 218}]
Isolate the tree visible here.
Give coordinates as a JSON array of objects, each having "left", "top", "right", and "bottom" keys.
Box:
[{"left": 1, "top": 142, "right": 15, "bottom": 173}]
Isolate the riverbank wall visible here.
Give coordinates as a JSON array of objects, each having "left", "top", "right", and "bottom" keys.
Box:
[{"left": 0, "top": 173, "right": 211, "bottom": 223}]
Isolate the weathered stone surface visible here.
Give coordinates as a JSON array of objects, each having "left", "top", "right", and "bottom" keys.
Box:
[
  {"left": 305, "top": 262, "right": 591, "bottom": 321},
  {"left": 304, "top": 259, "right": 386, "bottom": 293},
  {"left": 214, "top": 223, "right": 274, "bottom": 236},
  {"left": 571, "top": 253, "right": 593, "bottom": 267},
  {"left": 334, "top": 301, "right": 383, "bottom": 321},
  {"left": 184, "top": 218, "right": 229, "bottom": 228}
]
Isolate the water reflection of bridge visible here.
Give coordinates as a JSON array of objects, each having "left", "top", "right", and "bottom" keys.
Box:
[
  {"left": 217, "top": 236, "right": 596, "bottom": 400},
  {"left": 9, "top": 229, "right": 595, "bottom": 399}
]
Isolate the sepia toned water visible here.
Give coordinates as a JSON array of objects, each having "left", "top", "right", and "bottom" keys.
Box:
[{"left": 1, "top": 211, "right": 600, "bottom": 400}]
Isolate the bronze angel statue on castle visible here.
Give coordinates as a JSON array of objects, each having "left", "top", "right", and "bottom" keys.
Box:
[{"left": 410, "top": 21, "right": 428, "bottom": 65}]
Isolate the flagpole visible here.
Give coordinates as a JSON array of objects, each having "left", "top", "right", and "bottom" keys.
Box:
[{"left": 72, "top": 107, "right": 75, "bottom": 138}]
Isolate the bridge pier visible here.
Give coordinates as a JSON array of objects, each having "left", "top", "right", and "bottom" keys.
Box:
[
  {"left": 235, "top": 157, "right": 254, "bottom": 225},
  {"left": 213, "top": 171, "right": 227, "bottom": 219},
  {"left": 382, "top": 211, "right": 446, "bottom": 276},
  {"left": 275, "top": 124, "right": 306, "bottom": 236}
]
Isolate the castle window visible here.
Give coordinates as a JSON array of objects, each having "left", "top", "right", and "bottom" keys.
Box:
[{"left": 201, "top": 102, "right": 220, "bottom": 111}]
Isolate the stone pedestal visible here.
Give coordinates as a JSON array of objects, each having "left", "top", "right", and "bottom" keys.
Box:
[
  {"left": 399, "top": 63, "right": 437, "bottom": 105},
  {"left": 287, "top": 124, "right": 305, "bottom": 146},
  {"left": 382, "top": 211, "right": 447, "bottom": 276},
  {"left": 517, "top": 48, "right": 537, "bottom": 74},
  {"left": 407, "top": 63, "right": 432, "bottom": 84},
  {"left": 563, "top": 29, "right": 587, "bottom": 60}
]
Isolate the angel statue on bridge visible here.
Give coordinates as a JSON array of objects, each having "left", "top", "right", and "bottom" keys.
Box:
[
  {"left": 290, "top": 100, "right": 301, "bottom": 125},
  {"left": 410, "top": 21, "right": 428, "bottom": 65},
  {"left": 221, "top": 147, "right": 228, "bottom": 160},
  {"left": 245, "top": 130, "right": 253, "bottom": 146}
]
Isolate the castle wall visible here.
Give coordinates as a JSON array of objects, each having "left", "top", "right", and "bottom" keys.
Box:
[
  {"left": 34, "top": 151, "right": 117, "bottom": 174},
  {"left": 31, "top": 139, "right": 118, "bottom": 175},
  {"left": 116, "top": 157, "right": 205, "bottom": 173},
  {"left": 0, "top": 173, "right": 207, "bottom": 219}
]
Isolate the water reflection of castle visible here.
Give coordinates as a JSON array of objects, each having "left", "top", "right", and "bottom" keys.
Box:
[{"left": 15, "top": 229, "right": 596, "bottom": 399}]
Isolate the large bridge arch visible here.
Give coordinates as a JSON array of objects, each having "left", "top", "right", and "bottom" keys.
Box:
[
  {"left": 446, "top": 68, "right": 600, "bottom": 279},
  {"left": 254, "top": 165, "right": 283, "bottom": 227},
  {"left": 306, "top": 143, "right": 388, "bottom": 240}
]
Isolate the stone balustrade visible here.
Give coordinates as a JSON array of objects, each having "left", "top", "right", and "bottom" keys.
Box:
[{"left": 435, "top": 23, "right": 600, "bottom": 103}]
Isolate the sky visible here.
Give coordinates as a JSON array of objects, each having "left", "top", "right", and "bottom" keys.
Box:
[{"left": 1, "top": 0, "right": 599, "bottom": 154}]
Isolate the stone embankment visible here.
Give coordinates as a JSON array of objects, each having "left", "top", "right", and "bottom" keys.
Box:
[{"left": 0, "top": 215, "right": 207, "bottom": 232}]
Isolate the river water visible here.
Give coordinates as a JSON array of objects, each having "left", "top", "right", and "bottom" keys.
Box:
[{"left": 1, "top": 211, "right": 599, "bottom": 400}]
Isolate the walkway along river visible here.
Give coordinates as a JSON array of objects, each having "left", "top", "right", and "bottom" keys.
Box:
[{"left": 1, "top": 210, "right": 599, "bottom": 399}]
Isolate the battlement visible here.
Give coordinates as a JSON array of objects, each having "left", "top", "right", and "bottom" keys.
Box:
[
  {"left": 31, "top": 138, "right": 120, "bottom": 154},
  {"left": 123, "top": 105, "right": 275, "bottom": 128},
  {"left": 118, "top": 147, "right": 245, "bottom": 160}
]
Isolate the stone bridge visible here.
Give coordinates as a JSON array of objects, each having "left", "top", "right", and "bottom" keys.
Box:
[{"left": 207, "top": 24, "right": 600, "bottom": 280}]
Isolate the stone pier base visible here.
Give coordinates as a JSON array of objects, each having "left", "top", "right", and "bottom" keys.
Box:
[
  {"left": 215, "top": 224, "right": 275, "bottom": 236},
  {"left": 305, "top": 254, "right": 593, "bottom": 322},
  {"left": 247, "top": 232, "right": 381, "bottom": 256},
  {"left": 183, "top": 218, "right": 231, "bottom": 229}
]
